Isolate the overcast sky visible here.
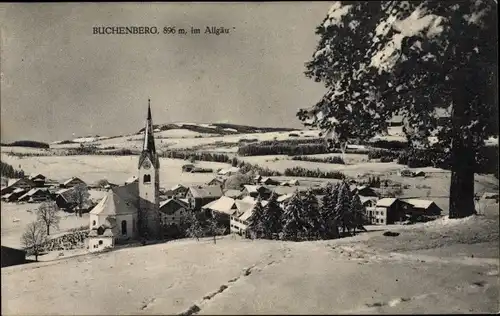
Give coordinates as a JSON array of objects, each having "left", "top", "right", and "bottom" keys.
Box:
[{"left": 0, "top": 2, "right": 330, "bottom": 143}]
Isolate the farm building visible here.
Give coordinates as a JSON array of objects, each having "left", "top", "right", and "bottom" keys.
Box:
[
  {"left": 18, "top": 188, "right": 51, "bottom": 203},
  {"left": 280, "top": 179, "right": 300, "bottom": 186},
  {"left": 217, "top": 167, "right": 240, "bottom": 176},
  {"left": 365, "top": 198, "right": 411, "bottom": 225},
  {"left": 207, "top": 177, "right": 225, "bottom": 187},
  {"left": 181, "top": 164, "right": 195, "bottom": 173},
  {"left": 186, "top": 186, "right": 223, "bottom": 210},
  {"left": 1, "top": 246, "right": 26, "bottom": 267},
  {"left": 351, "top": 185, "right": 379, "bottom": 197},
  {"left": 28, "top": 173, "right": 46, "bottom": 187},
  {"left": 277, "top": 193, "right": 294, "bottom": 208},
  {"left": 61, "top": 177, "right": 86, "bottom": 188},
  {"left": 124, "top": 176, "right": 138, "bottom": 185},
  {"left": 55, "top": 188, "right": 77, "bottom": 210},
  {"left": 403, "top": 199, "right": 443, "bottom": 217},
  {"left": 1, "top": 188, "right": 28, "bottom": 202},
  {"left": 159, "top": 198, "right": 189, "bottom": 226},
  {"left": 203, "top": 196, "right": 238, "bottom": 216},
  {"left": 260, "top": 177, "right": 280, "bottom": 185},
  {"left": 1, "top": 178, "right": 35, "bottom": 195},
  {"left": 253, "top": 175, "right": 262, "bottom": 184},
  {"left": 241, "top": 185, "right": 272, "bottom": 200}
]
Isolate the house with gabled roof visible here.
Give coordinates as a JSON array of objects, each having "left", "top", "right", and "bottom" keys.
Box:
[
  {"left": 241, "top": 185, "right": 272, "bottom": 200},
  {"left": 61, "top": 177, "right": 86, "bottom": 188},
  {"left": 17, "top": 188, "right": 51, "bottom": 203},
  {"left": 159, "top": 198, "right": 189, "bottom": 226},
  {"left": 0, "top": 178, "right": 35, "bottom": 196},
  {"left": 28, "top": 173, "right": 46, "bottom": 187},
  {"left": 1, "top": 188, "right": 28, "bottom": 202},
  {"left": 186, "top": 185, "right": 223, "bottom": 211}
]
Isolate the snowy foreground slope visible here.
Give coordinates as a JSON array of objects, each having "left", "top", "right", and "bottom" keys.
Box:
[{"left": 2, "top": 215, "right": 499, "bottom": 315}]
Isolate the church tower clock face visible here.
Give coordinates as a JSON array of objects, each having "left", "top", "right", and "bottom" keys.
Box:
[{"left": 143, "top": 159, "right": 151, "bottom": 169}]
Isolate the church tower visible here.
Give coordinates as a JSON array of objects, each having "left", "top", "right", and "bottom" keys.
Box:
[{"left": 138, "top": 98, "right": 160, "bottom": 239}]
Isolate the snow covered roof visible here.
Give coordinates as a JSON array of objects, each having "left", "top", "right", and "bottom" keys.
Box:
[
  {"left": 218, "top": 167, "right": 240, "bottom": 175},
  {"left": 203, "top": 196, "right": 238, "bottom": 215},
  {"left": 242, "top": 185, "right": 259, "bottom": 193},
  {"left": 63, "top": 177, "right": 85, "bottom": 186},
  {"left": 170, "top": 184, "right": 187, "bottom": 191},
  {"left": 224, "top": 189, "right": 242, "bottom": 198},
  {"left": 359, "top": 196, "right": 378, "bottom": 205},
  {"left": 18, "top": 188, "right": 49, "bottom": 200},
  {"left": 277, "top": 193, "right": 294, "bottom": 203},
  {"left": 29, "top": 173, "right": 46, "bottom": 180},
  {"left": 189, "top": 186, "right": 223, "bottom": 199},
  {"left": 90, "top": 183, "right": 138, "bottom": 216},
  {"left": 404, "top": 199, "right": 435, "bottom": 209},
  {"left": 12, "top": 188, "right": 26, "bottom": 194},
  {"left": 376, "top": 198, "right": 398, "bottom": 207}
]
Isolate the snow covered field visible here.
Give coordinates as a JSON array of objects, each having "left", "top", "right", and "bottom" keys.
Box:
[{"left": 2, "top": 213, "right": 498, "bottom": 315}]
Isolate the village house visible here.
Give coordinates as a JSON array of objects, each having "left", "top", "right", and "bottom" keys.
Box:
[
  {"left": 277, "top": 193, "right": 294, "bottom": 208},
  {"left": 241, "top": 185, "right": 272, "bottom": 200},
  {"left": 366, "top": 198, "right": 411, "bottom": 225},
  {"left": 61, "top": 177, "right": 86, "bottom": 188},
  {"left": 1, "top": 178, "right": 35, "bottom": 196},
  {"left": 55, "top": 188, "right": 77, "bottom": 210},
  {"left": 163, "top": 184, "right": 188, "bottom": 199},
  {"left": 359, "top": 196, "right": 379, "bottom": 208},
  {"left": 2, "top": 188, "right": 28, "bottom": 202},
  {"left": 17, "top": 188, "right": 51, "bottom": 203},
  {"left": 403, "top": 199, "right": 443, "bottom": 217},
  {"left": 280, "top": 179, "right": 300, "bottom": 186},
  {"left": 28, "top": 173, "right": 46, "bottom": 187},
  {"left": 159, "top": 198, "right": 188, "bottom": 226},
  {"left": 224, "top": 189, "right": 242, "bottom": 199},
  {"left": 203, "top": 196, "right": 239, "bottom": 227},
  {"left": 207, "top": 177, "right": 225, "bottom": 187},
  {"left": 186, "top": 185, "right": 223, "bottom": 211},
  {"left": 229, "top": 199, "right": 269, "bottom": 235},
  {"left": 253, "top": 175, "right": 262, "bottom": 184},
  {"left": 351, "top": 185, "right": 379, "bottom": 197},
  {"left": 217, "top": 167, "right": 240, "bottom": 176}
]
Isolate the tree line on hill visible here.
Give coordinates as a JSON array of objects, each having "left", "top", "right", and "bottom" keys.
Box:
[
  {"left": 246, "top": 181, "right": 367, "bottom": 241},
  {"left": 1, "top": 161, "right": 25, "bottom": 179},
  {"left": 0, "top": 140, "right": 50, "bottom": 149}
]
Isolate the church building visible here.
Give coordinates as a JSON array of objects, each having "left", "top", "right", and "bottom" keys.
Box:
[{"left": 88, "top": 99, "right": 161, "bottom": 252}]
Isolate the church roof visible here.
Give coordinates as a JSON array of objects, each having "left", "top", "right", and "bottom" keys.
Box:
[{"left": 90, "top": 182, "right": 138, "bottom": 216}]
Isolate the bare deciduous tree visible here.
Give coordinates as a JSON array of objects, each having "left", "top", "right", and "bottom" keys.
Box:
[
  {"left": 71, "top": 184, "right": 90, "bottom": 217},
  {"left": 36, "top": 202, "right": 60, "bottom": 235},
  {"left": 21, "top": 221, "right": 47, "bottom": 262}
]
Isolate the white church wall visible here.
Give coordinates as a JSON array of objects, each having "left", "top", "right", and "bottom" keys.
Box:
[
  {"left": 115, "top": 213, "right": 138, "bottom": 241},
  {"left": 88, "top": 237, "right": 114, "bottom": 253}
]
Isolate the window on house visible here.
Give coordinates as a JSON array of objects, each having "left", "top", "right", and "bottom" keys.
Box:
[
  {"left": 99, "top": 240, "right": 103, "bottom": 245},
  {"left": 121, "top": 220, "right": 127, "bottom": 235},
  {"left": 143, "top": 174, "right": 151, "bottom": 184},
  {"left": 92, "top": 220, "right": 96, "bottom": 226}
]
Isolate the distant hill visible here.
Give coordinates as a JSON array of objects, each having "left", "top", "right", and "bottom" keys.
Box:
[{"left": 136, "top": 122, "right": 297, "bottom": 135}]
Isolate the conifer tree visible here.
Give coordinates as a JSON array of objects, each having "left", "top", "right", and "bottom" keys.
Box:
[
  {"left": 349, "top": 193, "right": 367, "bottom": 234},
  {"left": 262, "top": 192, "right": 283, "bottom": 240},
  {"left": 281, "top": 191, "right": 305, "bottom": 241},
  {"left": 302, "top": 189, "right": 324, "bottom": 240},
  {"left": 320, "top": 182, "right": 340, "bottom": 239},
  {"left": 246, "top": 197, "right": 265, "bottom": 239},
  {"left": 335, "top": 181, "right": 352, "bottom": 235}
]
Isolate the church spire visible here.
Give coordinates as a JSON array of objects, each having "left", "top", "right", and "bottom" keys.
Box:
[{"left": 139, "top": 98, "right": 159, "bottom": 169}]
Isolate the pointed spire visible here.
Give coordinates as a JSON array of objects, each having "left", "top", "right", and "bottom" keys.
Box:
[{"left": 148, "top": 98, "right": 152, "bottom": 120}]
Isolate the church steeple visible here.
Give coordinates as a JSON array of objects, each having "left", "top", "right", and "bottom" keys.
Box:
[{"left": 139, "top": 98, "right": 159, "bottom": 169}]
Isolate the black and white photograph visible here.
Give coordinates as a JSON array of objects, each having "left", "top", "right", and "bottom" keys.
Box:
[{"left": 0, "top": 1, "right": 498, "bottom": 314}]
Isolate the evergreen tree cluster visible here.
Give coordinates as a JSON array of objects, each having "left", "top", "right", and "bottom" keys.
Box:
[
  {"left": 163, "top": 150, "right": 231, "bottom": 163},
  {"left": 284, "top": 167, "right": 345, "bottom": 180},
  {"left": 246, "top": 182, "right": 367, "bottom": 242},
  {"left": 291, "top": 155, "right": 345, "bottom": 164},
  {"left": 1, "top": 161, "right": 25, "bottom": 179}
]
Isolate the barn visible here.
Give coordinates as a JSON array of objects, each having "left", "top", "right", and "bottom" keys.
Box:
[
  {"left": 61, "top": 177, "right": 86, "bottom": 188},
  {"left": 18, "top": 188, "right": 52, "bottom": 203}
]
